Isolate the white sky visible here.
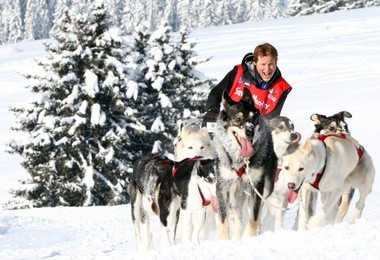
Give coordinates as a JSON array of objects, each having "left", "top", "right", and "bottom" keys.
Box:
[{"left": 0, "top": 6, "right": 380, "bottom": 259}]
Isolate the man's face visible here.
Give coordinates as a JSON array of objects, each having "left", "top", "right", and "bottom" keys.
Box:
[{"left": 254, "top": 55, "right": 277, "bottom": 82}]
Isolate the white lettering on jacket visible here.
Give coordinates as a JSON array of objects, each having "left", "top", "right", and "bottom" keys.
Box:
[
  {"left": 252, "top": 94, "right": 270, "bottom": 109},
  {"left": 234, "top": 87, "right": 243, "bottom": 97}
]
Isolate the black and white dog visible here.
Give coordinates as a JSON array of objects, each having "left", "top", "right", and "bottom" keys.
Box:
[
  {"left": 130, "top": 154, "right": 217, "bottom": 250},
  {"left": 310, "top": 111, "right": 352, "bottom": 136},
  {"left": 213, "top": 89, "right": 277, "bottom": 239},
  {"left": 261, "top": 116, "right": 302, "bottom": 231}
]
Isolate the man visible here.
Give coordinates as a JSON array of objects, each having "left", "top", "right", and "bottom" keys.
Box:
[{"left": 203, "top": 43, "right": 292, "bottom": 132}]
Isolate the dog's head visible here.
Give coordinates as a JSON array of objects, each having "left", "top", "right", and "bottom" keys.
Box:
[
  {"left": 310, "top": 111, "right": 352, "bottom": 135},
  {"left": 281, "top": 138, "right": 321, "bottom": 203},
  {"left": 269, "top": 116, "right": 301, "bottom": 159},
  {"left": 174, "top": 126, "right": 216, "bottom": 161},
  {"left": 218, "top": 88, "right": 260, "bottom": 157}
]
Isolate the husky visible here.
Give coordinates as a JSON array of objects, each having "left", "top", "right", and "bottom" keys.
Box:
[
  {"left": 281, "top": 134, "right": 375, "bottom": 230},
  {"left": 130, "top": 154, "right": 217, "bottom": 250},
  {"left": 309, "top": 111, "right": 374, "bottom": 225},
  {"left": 213, "top": 88, "right": 277, "bottom": 239},
  {"left": 261, "top": 116, "right": 302, "bottom": 231},
  {"left": 310, "top": 111, "right": 352, "bottom": 135},
  {"left": 173, "top": 119, "right": 217, "bottom": 240},
  {"left": 174, "top": 119, "right": 216, "bottom": 161}
]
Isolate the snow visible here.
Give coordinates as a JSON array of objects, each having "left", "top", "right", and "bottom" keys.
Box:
[{"left": 1, "top": 7, "right": 380, "bottom": 259}]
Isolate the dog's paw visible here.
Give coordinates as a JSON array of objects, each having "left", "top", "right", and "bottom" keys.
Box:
[{"left": 307, "top": 211, "right": 326, "bottom": 229}]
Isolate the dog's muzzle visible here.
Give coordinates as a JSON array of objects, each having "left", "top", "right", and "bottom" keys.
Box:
[{"left": 245, "top": 122, "right": 255, "bottom": 139}]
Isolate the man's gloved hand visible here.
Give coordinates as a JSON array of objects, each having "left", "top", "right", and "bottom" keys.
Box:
[{"left": 202, "top": 111, "right": 219, "bottom": 133}]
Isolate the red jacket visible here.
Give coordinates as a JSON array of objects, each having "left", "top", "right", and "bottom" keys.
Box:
[
  {"left": 205, "top": 60, "right": 292, "bottom": 119},
  {"left": 228, "top": 64, "right": 291, "bottom": 116}
]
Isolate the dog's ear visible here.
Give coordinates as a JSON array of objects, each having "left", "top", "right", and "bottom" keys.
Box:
[
  {"left": 199, "top": 127, "right": 209, "bottom": 137},
  {"left": 336, "top": 111, "right": 352, "bottom": 119},
  {"left": 310, "top": 113, "right": 325, "bottom": 125},
  {"left": 241, "top": 88, "right": 252, "bottom": 102},
  {"left": 221, "top": 89, "right": 234, "bottom": 109},
  {"left": 301, "top": 138, "right": 313, "bottom": 154}
]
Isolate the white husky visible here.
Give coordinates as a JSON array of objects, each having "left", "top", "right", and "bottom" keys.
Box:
[
  {"left": 281, "top": 134, "right": 375, "bottom": 230},
  {"left": 173, "top": 119, "right": 217, "bottom": 241},
  {"left": 174, "top": 120, "right": 216, "bottom": 161}
]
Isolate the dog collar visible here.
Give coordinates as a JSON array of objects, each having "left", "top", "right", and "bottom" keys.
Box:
[
  {"left": 198, "top": 185, "right": 210, "bottom": 206},
  {"left": 236, "top": 167, "right": 245, "bottom": 178}
]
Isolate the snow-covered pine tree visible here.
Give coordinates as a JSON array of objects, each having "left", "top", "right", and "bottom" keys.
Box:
[
  {"left": 130, "top": 23, "right": 215, "bottom": 154},
  {"left": 6, "top": 2, "right": 136, "bottom": 208},
  {"left": 169, "top": 27, "right": 215, "bottom": 120}
]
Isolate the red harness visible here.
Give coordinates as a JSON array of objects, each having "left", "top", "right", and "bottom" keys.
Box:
[
  {"left": 171, "top": 157, "right": 211, "bottom": 207},
  {"left": 311, "top": 134, "right": 364, "bottom": 189},
  {"left": 171, "top": 157, "right": 202, "bottom": 177}
]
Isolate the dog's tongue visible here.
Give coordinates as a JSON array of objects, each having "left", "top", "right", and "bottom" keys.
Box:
[
  {"left": 287, "top": 190, "right": 299, "bottom": 204},
  {"left": 210, "top": 195, "right": 218, "bottom": 213},
  {"left": 293, "top": 132, "right": 302, "bottom": 143},
  {"left": 240, "top": 138, "right": 254, "bottom": 157}
]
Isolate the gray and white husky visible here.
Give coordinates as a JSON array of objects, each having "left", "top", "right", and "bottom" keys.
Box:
[
  {"left": 261, "top": 116, "right": 301, "bottom": 232},
  {"left": 213, "top": 88, "right": 277, "bottom": 239}
]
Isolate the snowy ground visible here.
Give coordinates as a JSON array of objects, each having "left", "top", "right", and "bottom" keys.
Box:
[{"left": 1, "top": 7, "right": 380, "bottom": 259}]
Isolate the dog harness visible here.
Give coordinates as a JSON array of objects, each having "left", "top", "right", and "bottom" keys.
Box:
[
  {"left": 171, "top": 157, "right": 202, "bottom": 177},
  {"left": 311, "top": 134, "right": 364, "bottom": 189},
  {"left": 171, "top": 157, "right": 213, "bottom": 207},
  {"left": 228, "top": 64, "right": 291, "bottom": 116}
]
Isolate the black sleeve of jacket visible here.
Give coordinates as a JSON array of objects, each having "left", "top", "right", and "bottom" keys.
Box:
[
  {"left": 205, "top": 66, "right": 238, "bottom": 113},
  {"left": 264, "top": 89, "right": 291, "bottom": 119}
]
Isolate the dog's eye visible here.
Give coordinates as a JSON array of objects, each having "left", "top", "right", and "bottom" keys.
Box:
[
  {"left": 284, "top": 166, "right": 289, "bottom": 170},
  {"left": 205, "top": 176, "right": 214, "bottom": 183},
  {"left": 234, "top": 117, "right": 242, "bottom": 124},
  {"left": 278, "top": 125, "right": 284, "bottom": 130},
  {"left": 329, "top": 126, "right": 336, "bottom": 132},
  {"left": 298, "top": 167, "right": 304, "bottom": 172},
  {"left": 200, "top": 146, "right": 204, "bottom": 150},
  {"left": 188, "top": 146, "right": 193, "bottom": 150}
]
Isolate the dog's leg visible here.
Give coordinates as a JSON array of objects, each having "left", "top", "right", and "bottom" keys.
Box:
[
  {"left": 349, "top": 152, "right": 375, "bottom": 224},
  {"left": 230, "top": 181, "right": 245, "bottom": 239},
  {"left": 130, "top": 182, "right": 141, "bottom": 250},
  {"left": 132, "top": 189, "right": 153, "bottom": 251},
  {"left": 216, "top": 179, "right": 230, "bottom": 240},
  {"left": 275, "top": 197, "right": 287, "bottom": 231},
  {"left": 179, "top": 208, "right": 193, "bottom": 242},
  {"left": 245, "top": 186, "right": 263, "bottom": 236},
  {"left": 308, "top": 189, "right": 342, "bottom": 229},
  {"left": 335, "top": 187, "right": 354, "bottom": 222},
  {"left": 191, "top": 209, "right": 207, "bottom": 243},
  {"left": 297, "top": 185, "right": 313, "bottom": 231},
  {"left": 199, "top": 206, "right": 216, "bottom": 239},
  {"left": 349, "top": 181, "right": 373, "bottom": 224}
]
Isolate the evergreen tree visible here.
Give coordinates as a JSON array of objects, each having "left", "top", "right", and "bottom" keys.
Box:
[
  {"left": 129, "top": 23, "right": 215, "bottom": 154},
  {"left": 6, "top": 2, "right": 136, "bottom": 208},
  {"left": 0, "top": 0, "right": 23, "bottom": 43},
  {"left": 24, "top": 0, "right": 51, "bottom": 41}
]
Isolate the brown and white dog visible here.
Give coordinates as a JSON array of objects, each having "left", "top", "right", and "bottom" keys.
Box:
[
  {"left": 281, "top": 133, "right": 375, "bottom": 230},
  {"left": 309, "top": 111, "right": 375, "bottom": 225}
]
